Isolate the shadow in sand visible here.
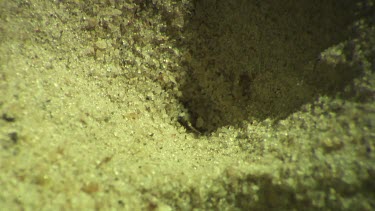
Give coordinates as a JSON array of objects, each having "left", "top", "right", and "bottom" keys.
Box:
[{"left": 175, "top": 0, "right": 359, "bottom": 133}]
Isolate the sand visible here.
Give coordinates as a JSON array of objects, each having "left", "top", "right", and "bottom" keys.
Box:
[{"left": 0, "top": 0, "right": 374, "bottom": 210}]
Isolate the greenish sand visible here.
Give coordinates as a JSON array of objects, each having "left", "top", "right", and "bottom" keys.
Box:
[{"left": 0, "top": 0, "right": 374, "bottom": 210}]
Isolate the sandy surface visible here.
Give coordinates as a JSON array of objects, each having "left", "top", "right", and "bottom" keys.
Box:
[{"left": 0, "top": 0, "right": 374, "bottom": 210}]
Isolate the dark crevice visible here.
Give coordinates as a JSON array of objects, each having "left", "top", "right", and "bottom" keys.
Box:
[{"left": 176, "top": 0, "right": 359, "bottom": 134}]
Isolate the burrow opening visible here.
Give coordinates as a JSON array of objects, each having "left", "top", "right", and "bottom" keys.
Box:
[{"left": 177, "top": 0, "right": 359, "bottom": 134}]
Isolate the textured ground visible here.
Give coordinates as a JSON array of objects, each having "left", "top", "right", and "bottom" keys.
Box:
[{"left": 0, "top": 0, "right": 374, "bottom": 210}]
